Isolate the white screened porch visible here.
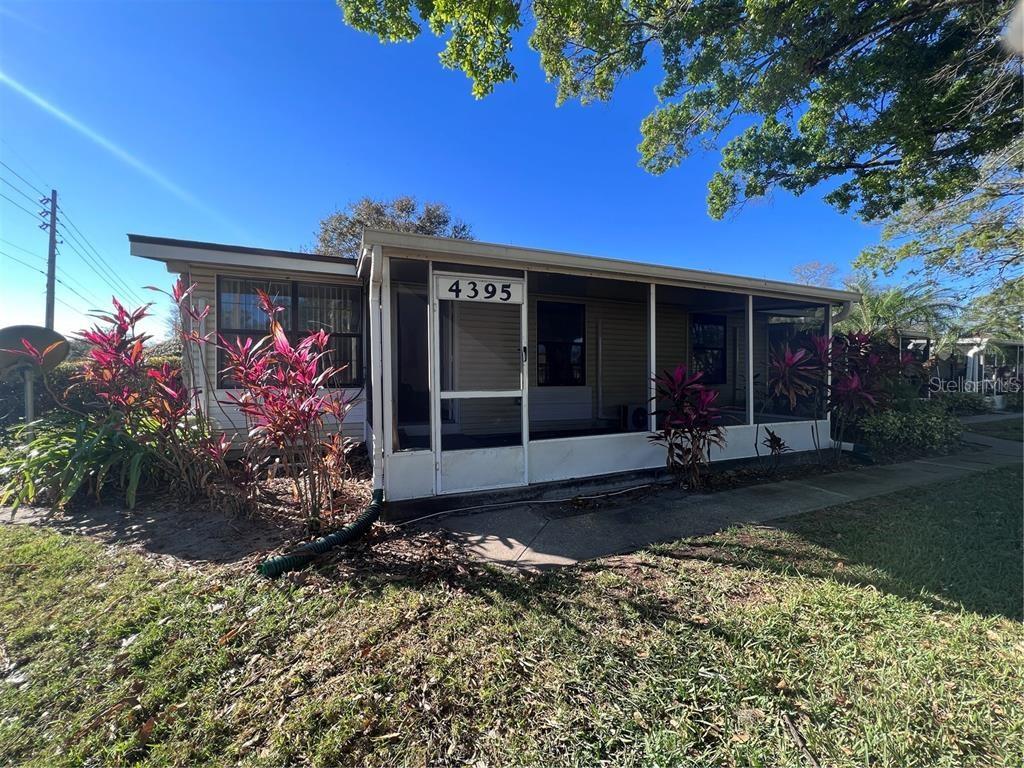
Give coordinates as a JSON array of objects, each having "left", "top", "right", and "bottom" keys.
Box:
[{"left": 360, "top": 231, "right": 855, "bottom": 502}]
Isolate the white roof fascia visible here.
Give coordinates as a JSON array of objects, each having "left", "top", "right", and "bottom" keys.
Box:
[
  {"left": 361, "top": 229, "right": 860, "bottom": 305},
  {"left": 130, "top": 240, "right": 358, "bottom": 277}
]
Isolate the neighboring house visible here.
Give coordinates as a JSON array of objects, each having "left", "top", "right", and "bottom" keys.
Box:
[{"left": 130, "top": 230, "right": 858, "bottom": 501}]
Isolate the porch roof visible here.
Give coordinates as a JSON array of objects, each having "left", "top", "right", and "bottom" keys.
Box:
[{"left": 360, "top": 229, "right": 860, "bottom": 305}]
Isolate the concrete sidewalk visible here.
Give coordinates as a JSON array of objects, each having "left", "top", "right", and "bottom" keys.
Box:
[
  {"left": 424, "top": 435, "right": 1019, "bottom": 570},
  {"left": 960, "top": 412, "right": 1021, "bottom": 425}
]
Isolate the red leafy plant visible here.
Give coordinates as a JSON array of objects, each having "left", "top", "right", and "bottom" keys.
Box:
[
  {"left": 219, "top": 289, "right": 356, "bottom": 531},
  {"left": 649, "top": 364, "right": 727, "bottom": 489},
  {"left": 0, "top": 295, "right": 239, "bottom": 509}
]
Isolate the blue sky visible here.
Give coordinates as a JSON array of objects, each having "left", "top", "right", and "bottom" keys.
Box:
[{"left": 0, "top": 0, "right": 881, "bottom": 338}]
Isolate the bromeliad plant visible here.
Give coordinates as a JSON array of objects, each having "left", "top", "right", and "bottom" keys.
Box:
[
  {"left": 219, "top": 290, "right": 355, "bottom": 531},
  {"left": 649, "top": 364, "right": 726, "bottom": 489}
]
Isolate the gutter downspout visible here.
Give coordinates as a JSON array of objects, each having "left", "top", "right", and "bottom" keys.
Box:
[
  {"left": 367, "top": 245, "right": 386, "bottom": 494},
  {"left": 830, "top": 299, "right": 853, "bottom": 327}
]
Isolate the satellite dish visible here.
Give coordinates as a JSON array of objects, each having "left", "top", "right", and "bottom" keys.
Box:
[
  {"left": 0, "top": 325, "right": 69, "bottom": 378},
  {"left": 0, "top": 325, "right": 70, "bottom": 429}
]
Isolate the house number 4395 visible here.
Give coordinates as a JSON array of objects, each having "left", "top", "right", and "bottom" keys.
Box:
[
  {"left": 435, "top": 273, "right": 524, "bottom": 304},
  {"left": 446, "top": 279, "right": 512, "bottom": 302}
]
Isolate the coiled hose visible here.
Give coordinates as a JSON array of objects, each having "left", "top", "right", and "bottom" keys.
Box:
[{"left": 259, "top": 488, "right": 385, "bottom": 578}]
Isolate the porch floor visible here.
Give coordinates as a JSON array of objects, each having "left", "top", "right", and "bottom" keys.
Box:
[{"left": 412, "top": 430, "right": 1020, "bottom": 569}]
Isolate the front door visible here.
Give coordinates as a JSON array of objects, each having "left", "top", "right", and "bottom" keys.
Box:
[{"left": 430, "top": 269, "right": 528, "bottom": 494}]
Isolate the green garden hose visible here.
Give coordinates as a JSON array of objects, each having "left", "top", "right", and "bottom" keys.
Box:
[{"left": 258, "top": 488, "right": 385, "bottom": 578}]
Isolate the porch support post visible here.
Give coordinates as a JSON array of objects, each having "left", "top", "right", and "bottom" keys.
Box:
[
  {"left": 648, "top": 282, "right": 657, "bottom": 432},
  {"left": 826, "top": 303, "right": 833, "bottom": 439},
  {"left": 380, "top": 254, "right": 395, "bottom": 458},
  {"left": 746, "top": 294, "right": 754, "bottom": 425},
  {"left": 521, "top": 270, "right": 529, "bottom": 485},
  {"left": 368, "top": 245, "right": 386, "bottom": 492}
]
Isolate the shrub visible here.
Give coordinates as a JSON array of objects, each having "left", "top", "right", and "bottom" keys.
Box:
[
  {"left": 1004, "top": 390, "right": 1022, "bottom": 412},
  {"left": 650, "top": 364, "right": 726, "bottom": 489},
  {"left": 0, "top": 354, "right": 182, "bottom": 428},
  {"left": 859, "top": 401, "right": 962, "bottom": 460},
  {"left": 0, "top": 299, "right": 225, "bottom": 511},
  {"left": 219, "top": 289, "right": 356, "bottom": 531},
  {"left": 934, "top": 391, "right": 992, "bottom": 415},
  {"left": 0, "top": 414, "right": 159, "bottom": 509}
]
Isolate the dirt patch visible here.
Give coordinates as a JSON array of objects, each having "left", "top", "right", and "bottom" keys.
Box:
[{"left": 2, "top": 472, "right": 376, "bottom": 573}]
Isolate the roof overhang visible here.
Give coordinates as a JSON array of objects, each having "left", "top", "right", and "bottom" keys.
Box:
[
  {"left": 128, "top": 234, "right": 358, "bottom": 277},
  {"left": 360, "top": 229, "right": 859, "bottom": 305}
]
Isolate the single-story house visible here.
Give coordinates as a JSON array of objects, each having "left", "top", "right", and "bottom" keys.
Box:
[{"left": 129, "top": 230, "right": 858, "bottom": 501}]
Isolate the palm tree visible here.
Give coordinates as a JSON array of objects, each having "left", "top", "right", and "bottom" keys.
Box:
[{"left": 838, "top": 277, "right": 957, "bottom": 339}]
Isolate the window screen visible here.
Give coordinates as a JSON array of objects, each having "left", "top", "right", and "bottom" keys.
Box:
[{"left": 217, "top": 276, "right": 362, "bottom": 388}]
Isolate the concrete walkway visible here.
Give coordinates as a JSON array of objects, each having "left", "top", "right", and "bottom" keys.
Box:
[
  {"left": 425, "top": 433, "right": 1019, "bottom": 570},
  {"left": 960, "top": 412, "right": 1022, "bottom": 425}
]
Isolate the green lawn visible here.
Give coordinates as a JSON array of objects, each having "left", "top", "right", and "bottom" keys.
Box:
[
  {"left": 1, "top": 466, "right": 1021, "bottom": 767},
  {"left": 965, "top": 418, "right": 1023, "bottom": 442}
]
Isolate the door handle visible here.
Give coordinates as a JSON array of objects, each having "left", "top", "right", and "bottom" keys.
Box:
[{"left": 522, "top": 345, "right": 528, "bottom": 363}]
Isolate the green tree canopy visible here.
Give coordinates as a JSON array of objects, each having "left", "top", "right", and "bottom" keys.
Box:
[
  {"left": 856, "top": 136, "right": 1023, "bottom": 297},
  {"left": 316, "top": 195, "right": 472, "bottom": 259},
  {"left": 961, "top": 281, "right": 1024, "bottom": 340},
  {"left": 338, "top": 0, "right": 1020, "bottom": 221}
]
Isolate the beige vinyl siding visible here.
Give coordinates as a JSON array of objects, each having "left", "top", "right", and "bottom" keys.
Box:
[
  {"left": 447, "top": 301, "right": 521, "bottom": 391},
  {"left": 447, "top": 301, "right": 522, "bottom": 436},
  {"left": 529, "top": 293, "right": 647, "bottom": 425},
  {"left": 183, "top": 263, "right": 367, "bottom": 441},
  {"left": 655, "top": 302, "right": 689, "bottom": 375},
  {"left": 447, "top": 293, "right": 649, "bottom": 434}
]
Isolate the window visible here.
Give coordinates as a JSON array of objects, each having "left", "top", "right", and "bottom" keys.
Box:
[
  {"left": 537, "top": 301, "right": 585, "bottom": 386},
  {"left": 691, "top": 313, "right": 726, "bottom": 385},
  {"left": 217, "top": 276, "right": 362, "bottom": 388}
]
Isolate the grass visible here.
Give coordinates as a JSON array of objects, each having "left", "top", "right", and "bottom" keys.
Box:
[
  {"left": 1, "top": 466, "right": 1021, "bottom": 767},
  {"left": 965, "top": 418, "right": 1023, "bottom": 442}
]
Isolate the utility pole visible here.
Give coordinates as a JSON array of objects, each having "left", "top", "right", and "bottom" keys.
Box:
[{"left": 44, "top": 188, "right": 57, "bottom": 329}]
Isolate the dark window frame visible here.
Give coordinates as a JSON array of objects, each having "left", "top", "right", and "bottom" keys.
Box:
[
  {"left": 216, "top": 275, "right": 363, "bottom": 389},
  {"left": 536, "top": 300, "right": 586, "bottom": 387},
  {"left": 691, "top": 313, "right": 727, "bottom": 385}
]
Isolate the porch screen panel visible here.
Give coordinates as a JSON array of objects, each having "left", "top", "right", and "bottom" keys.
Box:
[
  {"left": 528, "top": 274, "right": 648, "bottom": 439},
  {"left": 654, "top": 285, "right": 748, "bottom": 427},
  {"left": 390, "top": 259, "right": 430, "bottom": 451},
  {"left": 753, "top": 299, "right": 827, "bottom": 424},
  {"left": 439, "top": 396, "right": 522, "bottom": 451},
  {"left": 439, "top": 300, "right": 521, "bottom": 392}
]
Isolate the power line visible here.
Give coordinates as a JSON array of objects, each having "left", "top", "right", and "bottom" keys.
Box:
[
  {"left": 56, "top": 208, "right": 146, "bottom": 304},
  {"left": 0, "top": 158, "right": 48, "bottom": 200},
  {"left": 0, "top": 174, "right": 42, "bottom": 207},
  {"left": 54, "top": 295, "right": 88, "bottom": 319},
  {"left": 54, "top": 231, "right": 132, "bottom": 302},
  {"left": 0, "top": 144, "right": 50, "bottom": 197},
  {"left": 0, "top": 238, "right": 103, "bottom": 303},
  {"left": 0, "top": 153, "right": 146, "bottom": 308},
  {"left": 0, "top": 190, "right": 46, "bottom": 223},
  {"left": 56, "top": 222, "right": 145, "bottom": 305},
  {"left": 2, "top": 248, "right": 99, "bottom": 307},
  {"left": 0, "top": 237, "right": 46, "bottom": 262}
]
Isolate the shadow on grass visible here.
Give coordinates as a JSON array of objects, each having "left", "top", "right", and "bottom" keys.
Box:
[{"left": 660, "top": 466, "right": 1023, "bottom": 621}]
